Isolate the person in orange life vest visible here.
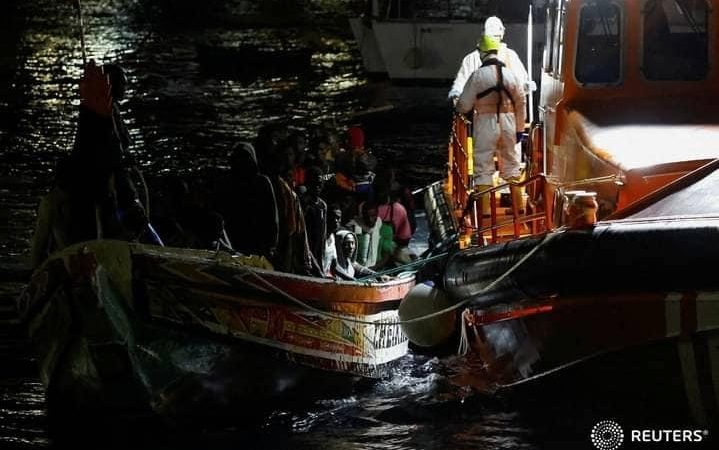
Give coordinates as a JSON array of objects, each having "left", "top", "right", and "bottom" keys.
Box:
[
  {"left": 263, "top": 135, "right": 316, "bottom": 275},
  {"left": 288, "top": 130, "right": 308, "bottom": 189},
  {"left": 456, "top": 35, "right": 526, "bottom": 215},
  {"left": 335, "top": 125, "right": 377, "bottom": 198}
]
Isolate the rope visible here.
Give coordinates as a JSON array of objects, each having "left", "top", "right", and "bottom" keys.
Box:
[
  {"left": 457, "top": 309, "right": 471, "bottom": 356},
  {"left": 225, "top": 231, "right": 556, "bottom": 327},
  {"left": 355, "top": 252, "right": 448, "bottom": 281},
  {"left": 132, "top": 166, "right": 151, "bottom": 217}
]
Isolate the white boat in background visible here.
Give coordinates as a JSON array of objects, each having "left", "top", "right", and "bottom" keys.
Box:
[{"left": 350, "top": 0, "right": 545, "bottom": 82}]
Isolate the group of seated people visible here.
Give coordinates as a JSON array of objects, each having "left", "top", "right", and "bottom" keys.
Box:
[
  {"left": 30, "top": 61, "right": 418, "bottom": 281},
  {"left": 151, "top": 122, "right": 418, "bottom": 280},
  {"left": 33, "top": 117, "right": 417, "bottom": 282}
]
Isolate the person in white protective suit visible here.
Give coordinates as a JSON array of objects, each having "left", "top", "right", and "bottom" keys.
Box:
[
  {"left": 448, "top": 16, "right": 533, "bottom": 101},
  {"left": 455, "top": 35, "right": 526, "bottom": 216}
]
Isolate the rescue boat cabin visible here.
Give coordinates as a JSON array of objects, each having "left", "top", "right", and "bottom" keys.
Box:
[{"left": 447, "top": 0, "right": 719, "bottom": 246}]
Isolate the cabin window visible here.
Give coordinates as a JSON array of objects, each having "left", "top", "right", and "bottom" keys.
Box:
[
  {"left": 642, "top": 0, "right": 709, "bottom": 80},
  {"left": 575, "top": 2, "right": 622, "bottom": 84}
]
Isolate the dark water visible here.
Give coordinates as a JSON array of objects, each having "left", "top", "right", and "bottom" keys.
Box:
[{"left": 0, "top": 1, "right": 711, "bottom": 449}]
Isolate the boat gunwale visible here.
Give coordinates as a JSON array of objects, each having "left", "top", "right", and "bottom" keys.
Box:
[
  {"left": 130, "top": 242, "right": 416, "bottom": 290},
  {"left": 26, "top": 241, "right": 417, "bottom": 311}
]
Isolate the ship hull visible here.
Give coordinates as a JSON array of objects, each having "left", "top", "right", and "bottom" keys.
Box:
[{"left": 443, "top": 217, "right": 719, "bottom": 428}]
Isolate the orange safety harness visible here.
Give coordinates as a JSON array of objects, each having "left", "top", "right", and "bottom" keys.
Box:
[{"left": 475, "top": 57, "right": 515, "bottom": 121}]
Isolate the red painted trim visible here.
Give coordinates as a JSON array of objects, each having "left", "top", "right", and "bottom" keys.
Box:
[{"left": 470, "top": 304, "right": 554, "bottom": 326}]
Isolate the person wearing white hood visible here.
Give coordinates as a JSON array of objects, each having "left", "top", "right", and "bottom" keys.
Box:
[
  {"left": 456, "top": 35, "right": 526, "bottom": 216},
  {"left": 448, "top": 16, "right": 533, "bottom": 101},
  {"left": 333, "top": 230, "right": 376, "bottom": 281}
]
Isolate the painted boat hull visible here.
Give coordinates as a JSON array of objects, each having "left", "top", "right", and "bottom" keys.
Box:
[{"left": 17, "top": 241, "right": 413, "bottom": 416}]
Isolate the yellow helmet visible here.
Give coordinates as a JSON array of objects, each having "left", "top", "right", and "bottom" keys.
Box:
[{"left": 478, "top": 35, "right": 500, "bottom": 53}]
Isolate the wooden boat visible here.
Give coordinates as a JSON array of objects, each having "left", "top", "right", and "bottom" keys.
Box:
[
  {"left": 350, "top": 0, "right": 544, "bottom": 81},
  {"left": 17, "top": 240, "right": 413, "bottom": 417},
  {"left": 419, "top": 0, "right": 719, "bottom": 425}
]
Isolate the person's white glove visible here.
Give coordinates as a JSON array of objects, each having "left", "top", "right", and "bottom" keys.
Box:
[{"left": 525, "top": 80, "right": 538, "bottom": 93}]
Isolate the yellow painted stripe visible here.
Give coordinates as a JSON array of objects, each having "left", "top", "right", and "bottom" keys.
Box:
[{"left": 467, "top": 136, "right": 474, "bottom": 175}]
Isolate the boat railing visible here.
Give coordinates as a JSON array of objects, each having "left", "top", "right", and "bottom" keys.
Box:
[
  {"left": 447, "top": 113, "right": 472, "bottom": 220},
  {"left": 555, "top": 175, "right": 624, "bottom": 190},
  {"left": 448, "top": 113, "right": 555, "bottom": 247},
  {"left": 464, "top": 175, "right": 552, "bottom": 246}
]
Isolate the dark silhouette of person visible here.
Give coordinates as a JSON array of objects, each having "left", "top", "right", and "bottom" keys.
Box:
[
  {"left": 302, "top": 165, "right": 328, "bottom": 268},
  {"left": 222, "top": 142, "right": 279, "bottom": 258},
  {"left": 261, "top": 134, "right": 317, "bottom": 275},
  {"left": 155, "top": 177, "right": 232, "bottom": 251},
  {"left": 335, "top": 125, "right": 376, "bottom": 201},
  {"left": 65, "top": 60, "right": 160, "bottom": 245}
]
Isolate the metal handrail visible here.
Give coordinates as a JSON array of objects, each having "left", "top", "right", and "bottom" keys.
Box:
[
  {"left": 448, "top": 113, "right": 472, "bottom": 216},
  {"left": 554, "top": 174, "right": 624, "bottom": 189},
  {"left": 448, "top": 114, "right": 557, "bottom": 247},
  {"left": 465, "top": 174, "right": 552, "bottom": 245}
]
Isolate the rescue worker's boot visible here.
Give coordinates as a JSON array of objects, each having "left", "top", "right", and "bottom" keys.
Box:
[
  {"left": 507, "top": 177, "right": 525, "bottom": 214},
  {"left": 474, "top": 184, "right": 493, "bottom": 217}
]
